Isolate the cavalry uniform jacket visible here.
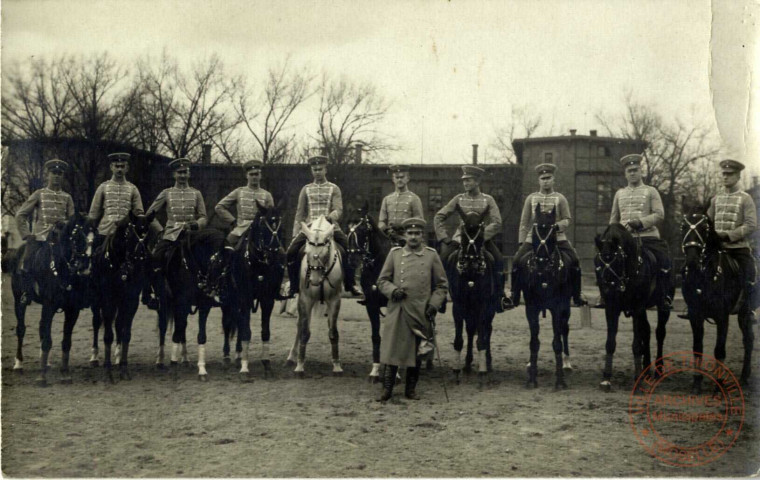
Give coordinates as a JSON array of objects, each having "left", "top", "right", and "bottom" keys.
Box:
[
  {"left": 708, "top": 185, "right": 758, "bottom": 249},
  {"left": 378, "top": 191, "right": 424, "bottom": 231},
  {"left": 215, "top": 186, "right": 274, "bottom": 237},
  {"left": 89, "top": 180, "right": 144, "bottom": 236},
  {"left": 518, "top": 191, "right": 572, "bottom": 244},
  {"left": 434, "top": 192, "right": 502, "bottom": 243},
  {"left": 16, "top": 188, "right": 75, "bottom": 241},
  {"left": 377, "top": 245, "right": 448, "bottom": 367},
  {"left": 147, "top": 186, "right": 207, "bottom": 242},
  {"left": 610, "top": 184, "right": 664, "bottom": 238},
  {"left": 293, "top": 181, "right": 343, "bottom": 237}
]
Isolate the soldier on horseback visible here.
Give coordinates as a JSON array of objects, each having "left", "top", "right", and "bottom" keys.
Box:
[
  {"left": 15, "top": 159, "right": 75, "bottom": 305},
  {"left": 434, "top": 165, "right": 508, "bottom": 312},
  {"left": 377, "top": 164, "right": 424, "bottom": 246},
  {"left": 596, "top": 154, "right": 674, "bottom": 310},
  {"left": 286, "top": 155, "right": 361, "bottom": 298},
  {"left": 146, "top": 158, "right": 208, "bottom": 304},
  {"left": 506, "top": 163, "right": 587, "bottom": 308}
]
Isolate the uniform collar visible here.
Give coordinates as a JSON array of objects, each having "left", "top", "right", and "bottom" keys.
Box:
[
  {"left": 393, "top": 188, "right": 410, "bottom": 195},
  {"left": 43, "top": 186, "right": 64, "bottom": 193},
  {"left": 312, "top": 179, "right": 329, "bottom": 186},
  {"left": 536, "top": 190, "right": 556, "bottom": 196},
  {"left": 173, "top": 184, "right": 191, "bottom": 190},
  {"left": 625, "top": 183, "right": 646, "bottom": 190},
  {"left": 462, "top": 190, "right": 483, "bottom": 199},
  {"left": 402, "top": 245, "right": 425, "bottom": 256},
  {"left": 723, "top": 185, "right": 742, "bottom": 194}
]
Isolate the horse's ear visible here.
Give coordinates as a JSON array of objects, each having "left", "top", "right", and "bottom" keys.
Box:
[
  {"left": 255, "top": 199, "right": 268, "bottom": 214},
  {"left": 275, "top": 197, "right": 286, "bottom": 213},
  {"left": 594, "top": 234, "right": 603, "bottom": 252},
  {"left": 301, "top": 222, "right": 312, "bottom": 238}
]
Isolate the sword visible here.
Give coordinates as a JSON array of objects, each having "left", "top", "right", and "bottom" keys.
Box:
[{"left": 428, "top": 312, "right": 449, "bottom": 403}]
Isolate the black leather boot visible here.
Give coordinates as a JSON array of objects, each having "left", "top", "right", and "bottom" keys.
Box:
[
  {"left": 287, "top": 260, "right": 301, "bottom": 297},
  {"left": 571, "top": 267, "right": 587, "bottom": 307},
  {"left": 376, "top": 365, "right": 398, "bottom": 402},
  {"left": 405, "top": 364, "right": 421, "bottom": 400}
]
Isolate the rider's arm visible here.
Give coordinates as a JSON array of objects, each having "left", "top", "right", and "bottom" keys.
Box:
[
  {"left": 214, "top": 188, "right": 238, "bottom": 226},
  {"left": 292, "top": 186, "right": 307, "bottom": 238},
  {"left": 411, "top": 193, "right": 424, "bottom": 221},
  {"left": 146, "top": 189, "right": 167, "bottom": 233},
  {"left": 15, "top": 190, "right": 41, "bottom": 239},
  {"left": 376, "top": 250, "right": 399, "bottom": 300},
  {"left": 131, "top": 185, "right": 145, "bottom": 215},
  {"left": 639, "top": 187, "right": 664, "bottom": 229},
  {"left": 328, "top": 185, "right": 343, "bottom": 224},
  {"left": 483, "top": 195, "right": 503, "bottom": 241},
  {"left": 65, "top": 194, "right": 75, "bottom": 218},
  {"left": 377, "top": 196, "right": 389, "bottom": 231},
  {"left": 433, "top": 195, "right": 458, "bottom": 242},
  {"left": 609, "top": 191, "right": 621, "bottom": 224},
  {"left": 195, "top": 190, "right": 208, "bottom": 230},
  {"left": 87, "top": 184, "right": 105, "bottom": 224},
  {"left": 517, "top": 195, "right": 533, "bottom": 244},
  {"left": 428, "top": 251, "right": 449, "bottom": 310},
  {"left": 556, "top": 194, "right": 571, "bottom": 232},
  {"left": 728, "top": 194, "right": 758, "bottom": 243},
  {"left": 264, "top": 191, "right": 275, "bottom": 209}
]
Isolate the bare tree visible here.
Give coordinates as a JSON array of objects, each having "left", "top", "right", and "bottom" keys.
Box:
[
  {"left": 487, "top": 105, "right": 551, "bottom": 163},
  {"left": 316, "top": 74, "right": 396, "bottom": 164},
  {"left": 234, "top": 59, "right": 314, "bottom": 164}
]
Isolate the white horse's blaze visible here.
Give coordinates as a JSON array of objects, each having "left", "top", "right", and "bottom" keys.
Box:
[
  {"left": 197, "top": 344, "right": 207, "bottom": 376},
  {"left": 171, "top": 342, "right": 181, "bottom": 363},
  {"left": 369, "top": 362, "right": 381, "bottom": 377}
]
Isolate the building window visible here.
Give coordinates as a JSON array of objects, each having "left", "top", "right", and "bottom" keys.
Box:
[
  {"left": 428, "top": 187, "right": 442, "bottom": 211},
  {"left": 598, "top": 146, "right": 611, "bottom": 157},
  {"left": 369, "top": 186, "right": 383, "bottom": 214},
  {"left": 597, "top": 181, "right": 612, "bottom": 212},
  {"left": 544, "top": 152, "right": 553, "bottom": 162}
]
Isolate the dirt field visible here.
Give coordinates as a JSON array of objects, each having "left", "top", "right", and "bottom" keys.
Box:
[{"left": 2, "top": 275, "right": 759, "bottom": 477}]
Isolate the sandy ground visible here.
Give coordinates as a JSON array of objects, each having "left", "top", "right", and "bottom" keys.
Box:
[{"left": 2, "top": 275, "right": 759, "bottom": 477}]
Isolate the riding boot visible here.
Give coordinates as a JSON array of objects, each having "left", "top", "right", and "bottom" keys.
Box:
[
  {"left": 505, "top": 268, "right": 520, "bottom": 308},
  {"left": 659, "top": 268, "right": 673, "bottom": 310},
  {"left": 405, "top": 362, "right": 421, "bottom": 400},
  {"left": 376, "top": 364, "right": 398, "bottom": 402},
  {"left": 141, "top": 283, "right": 159, "bottom": 311},
  {"left": 287, "top": 260, "right": 301, "bottom": 297},
  {"left": 343, "top": 258, "right": 363, "bottom": 297},
  {"left": 20, "top": 273, "right": 34, "bottom": 306},
  {"left": 493, "top": 259, "right": 508, "bottom": 313},
  {"left": 571, "top": 267, "right": 587, "bottom": 307}
]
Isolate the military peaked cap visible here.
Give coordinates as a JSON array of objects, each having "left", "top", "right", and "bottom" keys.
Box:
[
  {"left": 244, "top": 160, "right": 263, "bottom": 171},
  {"left": 620, "top": 154, "right": 643, "bottom": 169},
  {"left": 388, "top": 164, "right": 410, "bottom": 174},
  {"left": 169, "top": 158, "right": 192, "bottom": 171},
  {"left": 107, "top": 152, "right": 131, "bottom": 163},
  {"left": 308, "top": 155, "right": 329, "bottom": 166},
  {"left": 461, "top": 165, "right": 485, "bottom": 179},
  {"left": 401, "top": 217, "right": 426, "bottom": 230},
  {"left": 44, "top": 159, "right": 69, "bottom": 173},
  {"left": 719, "top": 159, "right": 745, "bottom": 173},
  {"left": 535, "top": 163, "right": 557, "bottom": 176}
]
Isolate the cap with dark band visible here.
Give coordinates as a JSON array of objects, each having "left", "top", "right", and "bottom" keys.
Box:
[
  {"left": 169, "top": 158, "right": 191, "bottom": 171},
  {"left": 461, "top": 165, "right": 485, "bottom": 179},
  {"left": 719, "top": 159, "right": 745, "bottom": 173},
  {"left": 535, "top": 163, "right": 556, "bottom": 176},
  {"left": 620, "top": 154, "right": 643, "bottom": 169},
  {"left": 244, "top": 160, "right": 263, "bottom": 172},
  {"left": 401, "top": 217, "right": 426, "bottom": 230},
  {"left": 44, "top": 159, "right": 69, "bottom": 173},
  {"left": 308, "top": 155, "right": 328, "bottom": 166},
  {"left": 388, "top": 164, "right": 410, "bottom": 174},
  {"left": 107, "top": 152, "right": 131, "bottom": 163}
]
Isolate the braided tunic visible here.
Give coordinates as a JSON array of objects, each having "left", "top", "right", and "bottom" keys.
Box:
[{"left": 15, "top": 188, "right": 75, "bottom": 240}]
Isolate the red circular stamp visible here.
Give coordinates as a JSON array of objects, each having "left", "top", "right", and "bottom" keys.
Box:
[{"left": 628, "top": 351, "right": 744, "bottom": 467}]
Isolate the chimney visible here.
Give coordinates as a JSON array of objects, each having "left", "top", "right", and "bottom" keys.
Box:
[
  {"left": 589, "top": 130, "right": 598, "bottom": 137},
  {"left": 354, "top": 143, "right": 363, "bottom": 165},
  {"left": 472, "top": 144, "right": 479, "bottom": 165},
  {"left": 201, "top": 144, "right": 212, "bottom": 165},
  {"left": 569, "top": 129, "right": 577, "bottom": 136}
]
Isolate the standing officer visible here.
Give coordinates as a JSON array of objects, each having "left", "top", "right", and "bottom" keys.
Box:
[
  {"left": 286, "top": 155, "right": 360, "bottom": 297},
  {"left": 88, "top": 152, "right": 145, "bottom": 245},
  {"left": 15, "top": 159, "right": 75, "bottom": 304},
  {"left": 434, "top": 165, "right": 508, "bottom": 311},
  {"left": 604, "top": 154, "right": 674, "bottom": 309},
  {"left": 507, "top": 163, "right": 587, "bottom": 307},
  {"left": 708, "top": 159, "right": 758, "bottom": 312},
  {"left": 146, "top": 158, "right": 207, "bottom": 304},
  {"left": 215, "top": 160, "right": 274, "bottom": 247},
  {"left": 376, "top": 217, "right": 448, "bottom": 402},
  {"left": 377, "top": 164, "right": 424, "bottom": 245}
]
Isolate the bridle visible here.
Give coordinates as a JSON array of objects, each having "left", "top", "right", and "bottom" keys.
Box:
[
  {"left": 527, "top": 222, "right": 562, "bottom": 287},
  {"left": 105, "top": 219, "right": 152, "bottom": 282},
  {"left": 51, "top": 219, "right": 95, "bottom": 287},
  {"left": 457, "top": 220, "right": 486, "bottom": 276},
  {"left": 247, "top": 214, "right": 284, "bottom": 267},
  {"left": 346, "top": 215, "right": 374, "bottom": 268},
  {"left": 681, "top": 213, "right": 725, "bottom": 283},
  {"left": 305, "top": 233, "right": 339, "bottom": 303}
]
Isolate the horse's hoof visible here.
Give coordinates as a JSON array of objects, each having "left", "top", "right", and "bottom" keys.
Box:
[
  {"left": 332, "top": 371, "right": 343, "bottom": 377},
  {"left": 156, "top": 363, "right": 167, "bottom": 371},
  {"left": 35, "top": 377, "right": 48, "bottom": 388},
  {"left": 106, "top": 373, "right": 115, "bottom": 384},
  {"left": 426, "top": 359, "right": 434, "bottom": 371},
  {"left": 285, "top": 359, "right": 296, "bottom": 367},
  {"left": 562, "top": 362, "right": 573, "bottom": 372},
  {"left": 600, "top": 380, "right": 612, "bottom": 392},
  {"left": 463, "top": 365, "right": 472, "bottom": 374},
  {"left": 295, "top": 371, "right": 305, "bottom": 379},
  {"left": 554, "top": 381, "right": 568, "bottom": 391},
  {"left": 223, "top": 356, "right": 231, "bottom": 364},
  {"left": 261, "top": 359, "right": 271, "bottom": 369},
  {"left": 524, "top": 381, "right": 537, "bottom": 389},
  {"left": 89, "top": 360, "right": 99, "bottom": 368},
  {"left": 182, "top": 361, "right": 191, "bottom": 369},
  {"left": 119, "top": 370, "right": 132, "bottom": 381},
  {"left": 239, "top": 372, "right": 253, "bottom": 383},
  {"left": 369, "top": 375, "right": 380, "bottom": 384},
  {"left": 199, "top": 374, "right": 208, "bottom": 382}
]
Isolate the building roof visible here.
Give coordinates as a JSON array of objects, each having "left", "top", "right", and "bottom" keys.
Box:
[{"left": 511, "top": 134, "right": 648, "bottom": 164}]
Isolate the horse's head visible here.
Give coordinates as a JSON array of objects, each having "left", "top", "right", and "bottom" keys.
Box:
[
  {"left": 118, "top": 209, "right": 156, "bottom": 265},
  {"left": 58, "top": 211, "right": 97, "bottom": 277},
  {"left": 594, "top": 223, "right": 632, "bottom": 294},
  {"left": 346, "top": 200, "right": 377, "bottom": 267},
  {"left": 248, "top": 199, "right": 285, "bottom": 265},
  {"left": 680, "top": 203, "right": 717, "bottom": 265},
  {"left": 455, "top": 203, "right": 488, "bottom": 277},
  {"left": 302, "top": 216, "right": 337, "bottom": 287},
  {"left": 530, "top": 204, "right": 558, "bottom": 258}
]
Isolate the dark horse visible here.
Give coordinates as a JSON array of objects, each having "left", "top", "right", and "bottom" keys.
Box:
[
  {"left": 220, "top": 200, "right": 286, "bottom": 380},
  {"left": 681, "top": 208, "right": 754, "bottom": 393},
  {"left": 157, "top": 227, "right": 225, "bottom": 380},
  {"left": 445, "top": 204, "right": 496, "bottom": 387},
  {"left": 346, "top": 202, "right": 392, "bottom": 381},
  {"left": 516, "top": 205, "right": 572, "bottom": 389},
  {"left": 91, "top": 211, "right": 157, "bottom": 382},
  {"left": 9, "top": 212, "right": 96, "bottom": 386},
  {"left": 594, "top": 224, "right": 671, "bottom": 391}
]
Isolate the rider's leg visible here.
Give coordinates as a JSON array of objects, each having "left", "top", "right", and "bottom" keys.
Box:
[
  {"left": 485, "top": 240, "right": 508, "bottom": 312},
  {"left": 558, "top": 241, "right": 587, "bottom": 306},
  {"left": 286, "top": 232, "right": 307, "bottom": 296},
  {"left": 19, "top": 240, "right": 43, "bottom": 304},
  {"left": 508, "top": 242, "right": 532, "bottom": 307},
  {"left": 732, "top": 248, "right": 756, "bottom": 311},
  {"left": 436, "top": 241, "right": 459, "bottom": 313},
  {"left": 334, "top": 229, "right": 361, "bottom": 296},
  {"left": 642, "top": 237, "right": 674, "bottom": 309}
]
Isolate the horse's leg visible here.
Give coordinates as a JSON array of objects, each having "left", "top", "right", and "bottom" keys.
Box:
[
  {"left": 36, "top": 303, "right": 56, "bottom": 387},
  {"left": 561, "top": 304, "right": 573, "bottom": 371},
  {"left": 259, "top": 296, "right": 276, "bottom": 378},
  {"left": 90, "top": 304, "right": 101, "bottom": 367},
  {"left": 328, "top": 298, "right": 343, "bottom": 374},
  {"left": 156, "top": 299, "right": 168, "bottom": 370},
  {"left": 197, "top": 305, "right": 211, "bottom": 382},
  {"left": 552, "top": 307, "right": 567, "bottom": 390},
  {"left": 101, "top": 301, "right": 116, "bottom": 383},
  {"left": 170, "top": 301, "right": 188, "bottom": 380},
  {"left": 526, "top": 305, "right": 539, "bottom": 388},
  {"left": 631, "top": 310, "right": 645, "bottom": 382},
  {"left": 475, "top": 308, "right": 490, "bottom": 389},
  {"left": 60, "top": 307, "right": 80, "bottom": 384},
  {"left": 654, "top": 307, "right": 669, "bottom": 378},
  {"left": 713, "top": 314, "right": 730, "bottom": 393},
  {"left": 221, "top": 306, "right": 231, "bottom": 366},
  {"left": 601, "top": 304, "right": 619, "bottom": 391},
  {"left": 117, "top": 295, "right": 140, "bottom": 381},
  {"left": 485, "top": 318, "right": 494, "bottom": 373},
  {"left": 737, "top": 312, "right": 754, "bottom": 386},
  {"left": 639, "top": 311, "right": 652, "bottom": 380},
  {"left": 238, "top": 306, "right": 252, "bottom": 381},
  {"left": 452, "top": 302, "right": 464, "bottom": 382},
  {"left": 689, "top": 313, "right": 706, "bottom": 394},
  {"left": 368, "top": 303, "right": 382, "bottom": 382},
  {"left": 295, "top": 298, "right": 312, "bottom": 375},
  {"left": 13, "top": 292, "right": 27, "bottom": 373},
  {"left": 286, "top": 305, "right": 301, "bottom": 367}
]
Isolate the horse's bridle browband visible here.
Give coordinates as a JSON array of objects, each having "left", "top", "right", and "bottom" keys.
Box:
[
  {"left": 595, "top": 243, "right": 629, "bottom": 292},
  {"left": 681, "top": 214, "right": 708, "bottom": 253},
  {"left": 246, "top": 215, "right": 284, "bottom": 266},
  {"left": 531, "top": 223, "right": 557, "bottom": 259}
]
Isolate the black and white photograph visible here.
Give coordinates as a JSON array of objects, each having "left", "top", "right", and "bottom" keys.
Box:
[{"left": 1, "top": 0, "right": 759, "bottom": 477}]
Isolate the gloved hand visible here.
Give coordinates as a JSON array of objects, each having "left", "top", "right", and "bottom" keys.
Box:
[
  {"left": 425, "top": 304, "right": 438, "bottom": 318},
  {"left": 188, "top": 221, "right": 200, "bottom": 231},
  {"left": 24, "top": 235, "right": 35, "bottom": 242},
  {"left": 627, "top": 219, "right": 643, "bottom": 231},
  {"left": 391, "top": 288, "right": 407, "bottom": 301}
]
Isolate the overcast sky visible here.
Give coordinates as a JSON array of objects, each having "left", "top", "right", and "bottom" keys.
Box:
[{"left": 3, "top": 0, "right": 756, "bottom": 174}]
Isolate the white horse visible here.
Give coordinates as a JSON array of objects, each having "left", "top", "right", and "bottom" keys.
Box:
[{"left": 286, "top": 216, "right": 344, "bottom": 375}]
